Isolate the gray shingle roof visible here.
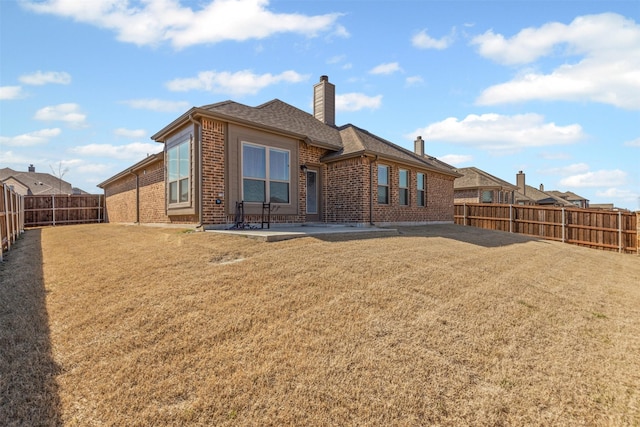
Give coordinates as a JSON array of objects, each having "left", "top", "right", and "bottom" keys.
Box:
[
  {"left": 454, "top": 167, "right": 519, "bottom": 190},
  {"left": 154, "top": 99, "right": 459, "bottom": 178},
  {"left": 200, "top": 99, "right": 343, "bottom": 149},
  {"left": 0, "top": 167, "right": 78, "bottom": 195}
]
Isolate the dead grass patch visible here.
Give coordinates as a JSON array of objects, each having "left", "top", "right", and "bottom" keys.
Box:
[{"left": 1, "top": 223, "right": 639, "bottom": 426}]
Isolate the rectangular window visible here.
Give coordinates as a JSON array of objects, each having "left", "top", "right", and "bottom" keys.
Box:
[
  {"left": 168, "top": 140, "right": 190, "bottom": 205},
  {"left": 481, "top": 190, "right": 493, "bottom": 203},
  {"left": 399, "top": 169, "right": 409, "bottom": 206},
  {"left": 417, "top": 173, "right": 426, "bottom": 207},
  {"left": 242, "top": 142, "right": 290, "bottom": 204},
  {"left": 377, "top": 165, "right": 389, "bottom": 204}
]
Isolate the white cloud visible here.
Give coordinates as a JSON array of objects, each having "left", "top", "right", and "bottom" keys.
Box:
[
  {"left": 624, "top": 137, "right": 640, "bottom": 147},
  {"left": 114, "top": 128, "right": 147, "bottom": 138},
  {"left": 412, "top": 28, "right": 454, "bottom": 50},
  {"left": 439, "top": 154, "right": 473, "bottom": 165},
  {"left": 166, "top": 69, "right": 308, "bottom": 96},
  {"left": 540, "top": 163, "right": 590, "bottom": 176},
  {"left": 559, "top": 169, "right": 627, "bottom": 188},
  {"left": 0, "top": 128, "right": 62, "bottom": 147},
  {"left": 23, "top": 0, "right": 344, "bottom": 49},
  {"left": 121, "top": 99, "right": 190, "bottom": 112},
  {"left": 405, "top": 76, "right": 424, "bottom": 86},
  {"left": 410, "top": 113, "right": 584, "bottom": 152},
  {"left": 595, "top": 187, "right": 639, "bottom": 205},
  {"left": 473, "top": 13, "right": 640, "bottom": 109},
  {"left": 70, "top": 142, "right": 161, "bottom": 160},
  {"left": 76, "top": 163, "right": 110, "bottom": 174},
  {"left": 19, "top": 71, "right": 71, "bottom": 85},
  {"left": 335, "top": 93, "right": 382, "bottom": 112},
  {"left": 34, "top": 103, "right": 87, "bottom": 127},
  {"left": 369, "top": 62, "right": 402, "bottom": 75},
  {"left": 0, "top": 86, "right": 23, "bottom": 100}
]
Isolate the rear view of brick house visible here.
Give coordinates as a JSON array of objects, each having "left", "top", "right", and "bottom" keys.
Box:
[{"left": 98, "top": 76, "right": 461, "bottom": 228}]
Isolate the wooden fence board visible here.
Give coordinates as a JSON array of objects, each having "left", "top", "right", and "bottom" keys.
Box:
[
  {"left": 455, "top": 203, "right": 638, "bottom": 254},
  {"left": 23, "top": 194, "right": 104, "bottom": 227}
]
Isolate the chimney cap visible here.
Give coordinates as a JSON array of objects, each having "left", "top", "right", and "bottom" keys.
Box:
[{"left": 320, "top": 75, "right": 329, "bottom": 82}]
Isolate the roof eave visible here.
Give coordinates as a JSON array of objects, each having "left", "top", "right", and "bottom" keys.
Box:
[
  {"left": 97, "top": 152, "right": 164, "bottom": 188},
  {"left": 151, "top": 107, "right": 340, "bottom": 151}
]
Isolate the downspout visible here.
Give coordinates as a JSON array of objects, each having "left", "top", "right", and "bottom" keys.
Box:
[
  {"left": 188, "top": 114, "right": 203, "bottom": 229},
  {"left": 128, "top": 170, "right": 139, "bottom": 224},
  {"left": 370, "top": 155, "right": 378, "bottom": 226}
]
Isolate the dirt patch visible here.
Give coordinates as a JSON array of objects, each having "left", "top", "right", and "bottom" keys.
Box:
[{"left": 2, "top": 223, "right": 639, "bottom": 426}]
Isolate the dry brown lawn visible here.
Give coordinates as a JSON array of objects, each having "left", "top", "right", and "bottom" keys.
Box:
[{"left": 1, "top": 223, "right": 639, "bottom": 426}]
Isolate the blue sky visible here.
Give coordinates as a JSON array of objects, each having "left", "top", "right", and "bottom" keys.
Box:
[{"left": 1, "top": 0, "right": 638, "bottom": 209}]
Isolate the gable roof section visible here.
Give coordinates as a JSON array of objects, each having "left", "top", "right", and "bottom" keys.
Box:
[
  {"left": 454, "top": 167, "right": 519, "bottom": 190},
  {"left": 320, "top": 125, "right": 460, "bottom": 177},
  {"left": 152, "top": 99, "right": 343, "bottom": 151}
]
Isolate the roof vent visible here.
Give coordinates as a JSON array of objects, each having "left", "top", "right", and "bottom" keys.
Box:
[{"left": 28, "top": 164, "right": 35, "bottom": 172}]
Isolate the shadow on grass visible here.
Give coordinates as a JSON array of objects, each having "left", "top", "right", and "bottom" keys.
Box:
[
  {"left": 314, "top": 223, "right": 542, "bottom": 248},
  {"left": 0, "top": 229, "right": 62, "bottom": 426},
  {"left": 397, "top": 223, "right": 543, "bottom": 248}
]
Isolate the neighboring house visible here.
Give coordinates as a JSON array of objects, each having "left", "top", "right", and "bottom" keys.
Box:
[
  {"left": 454, "top": 167, "right": 518, "bottom": 204},
  {"left": 98, "top": 75, "right": 461, "bottom": 228},
  {"left": 0, "top": 165, "right": 85, "bottom": 195},
  {"left": 514, "top": 171, "right": 575, "bottom": 207},
  {"left": 547, "top": 190, "right": 589, "bottom": 208}
]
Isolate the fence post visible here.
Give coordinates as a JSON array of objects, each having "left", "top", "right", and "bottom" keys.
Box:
[
  {"left": 52, "top": 194, "right": 56, "bottom": 226},
  {"left": 562, "top": 208, "right": 566, "bottom": 243},
  {"left": 463, "top": 203, "right": 467, "bottom": 226},
  {"left": 509, "top": 205, "right": 513, "bottom": 233},
  {"left": 617, "top": 211, "right": 622, "bottom": 253},
  {"left": 3, "top": 185, "right": 10, "bottom": 252},
  {"left": 637, "top": 211, "right": 640, "bottom": 255}
]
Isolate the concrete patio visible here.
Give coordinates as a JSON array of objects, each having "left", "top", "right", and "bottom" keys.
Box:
[{"left": 207, "top": 224, "right": 398, "bottom": 242}]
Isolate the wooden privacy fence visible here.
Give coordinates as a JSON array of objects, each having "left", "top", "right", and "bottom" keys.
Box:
[
  {"left": 1, "top": 182, "right": 25, "bottom": 261},
  {"left": 24, "top": 194, "right": 105, "bottom": 227},
  {"left": 454, "top": 203, "right": 639, "bottom": 254}
]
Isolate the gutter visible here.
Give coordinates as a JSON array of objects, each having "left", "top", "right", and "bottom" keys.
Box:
[
  {"left": 188, "top": 113, "right": 203, "bottom": 230},
  {"left": 128, "top": 169, "right": 139, "bottom": 224}
]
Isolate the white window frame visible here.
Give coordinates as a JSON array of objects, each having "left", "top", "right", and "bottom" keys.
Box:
[
  {"left": 417, "top": 172, "right": 426, "bottom": 207},
  {"left": 399, "top": 169, "right": 409, "bottom": 206},
  {"left": 378, "top": 165, "right": 389, "bottom": 205},
  {"left": 167, "top": 139, "right": 190, "bottom": 207},
  {"left": 241, "top": 142, "right": 291, "bottom": 204}
]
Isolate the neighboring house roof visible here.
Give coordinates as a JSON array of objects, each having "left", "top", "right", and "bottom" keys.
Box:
[
  {"left": 97, "top": 152, "right": 164, "bottom": 188},
  {"left": 547, "top": 190, "right": 589, "bottom": 204},
  {"left": 0, "top": 167, "right": 79, "bottom": 195},
  {"left": 454, "top": 167, "right": 519, "bottom": 190},
  {"left": 151, "top": 99, "right": 460, "bottom": 178},
  {"left": 515, "top": 185, "right": 574, "bottom": 206}
]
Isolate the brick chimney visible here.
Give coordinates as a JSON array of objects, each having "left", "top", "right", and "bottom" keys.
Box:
[
  {"left": 313, "top": 75, "right": 335, "bottom": 126},
  {"left": 516, "top": 171, "right": 525, "bottom": 195},
  {"left": 539, "top": 183, "right": 544, "bottom": 191},
  {"left": 414, "top": 136, "right": 424, "bottom": 156},
  {"left": 28, "top": 164, "right": 35, "bottom": 172}
]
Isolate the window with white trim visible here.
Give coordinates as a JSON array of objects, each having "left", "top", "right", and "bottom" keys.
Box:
[
  {"left": 242, "top": 142, "right": 290, "bottom": 203},
  {"left": 167, "top": 140, "right": 190, "bottom": 205},
  {"left": 399, "top": 169, "right": 409, "bottom": 206},
  {"left": 378, "top": 165, "right": 389, "bottom": 204},
  {"left": 417, "top": 172, "right": 426, "bottom": 207},
  {"left": 481, "top": 190, "right": 493, "bottom": 203}
]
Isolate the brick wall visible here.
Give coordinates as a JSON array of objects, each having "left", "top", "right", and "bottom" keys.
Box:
[
  {"left": 201, "top": 118, "right": 226, "bottom": 225},
  {"left": 454, "top": 189, "right": 480, "bottom": 204},
  {"left": 324, "top": 157, "right": 369, "bottom": 223},
  {"left": 371, "top": 160, "right": 455, "bottom": 224},
  {"left": 103, "top": 173, "right": 137, "bottom": 223},
  {"left": 138, "top": 159, "right": 170, "bottom": 224}
]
